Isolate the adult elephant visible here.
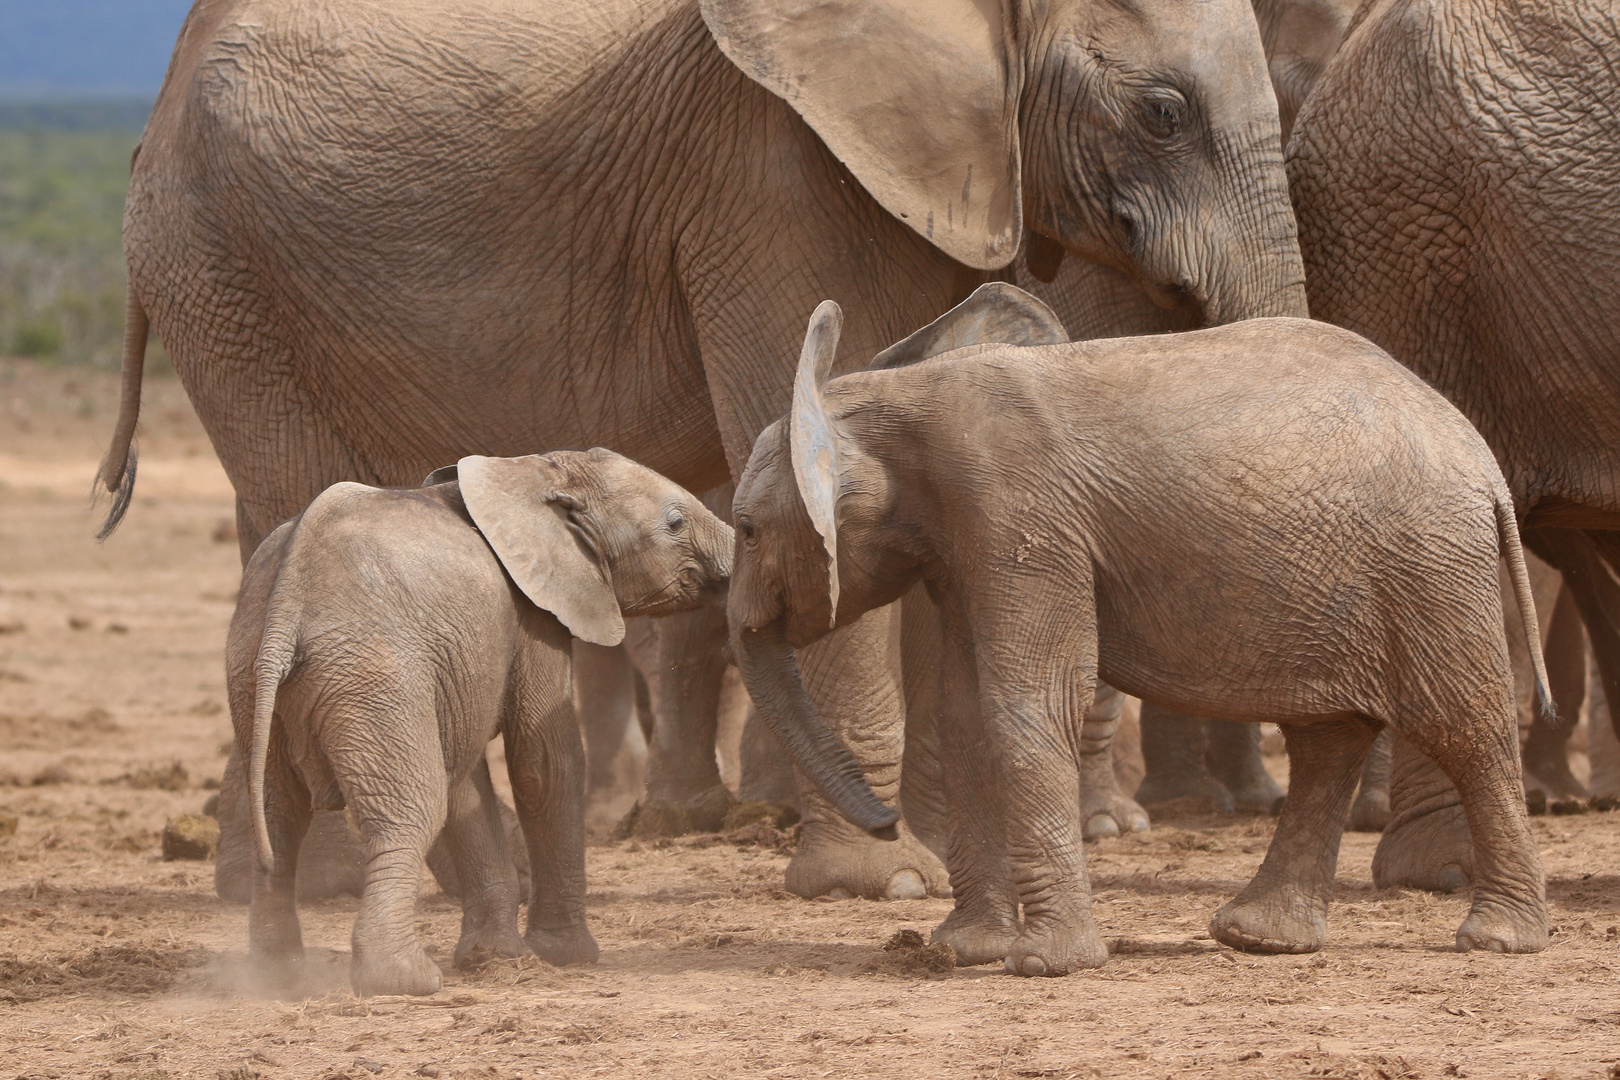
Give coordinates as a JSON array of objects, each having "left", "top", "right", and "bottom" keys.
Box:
[
  {"left": 1288, "top": 0, "right": 1620, "bottom": 888},
  {"left": 105, "top": 0, "right": 1306, "bottom": 901}
]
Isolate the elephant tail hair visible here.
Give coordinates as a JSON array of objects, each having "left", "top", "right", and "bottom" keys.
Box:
[
  {"left": 251, "top": 622, "right": 298, "bottom": 876},
  {"left": 1496, "top": 493, "right": 1555, "bottom": 723},
  {"left": 95, "top": 291, "right": 149, "bottom": 541}
]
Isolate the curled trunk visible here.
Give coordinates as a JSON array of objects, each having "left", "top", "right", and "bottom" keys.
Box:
[{"left": 730, "top": 620, "right": 899, "bottom": 839}]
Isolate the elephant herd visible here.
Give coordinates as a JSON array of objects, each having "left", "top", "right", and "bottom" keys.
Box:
[{"left": 99, "top": 0, "right": 1620, "bottom": 992}]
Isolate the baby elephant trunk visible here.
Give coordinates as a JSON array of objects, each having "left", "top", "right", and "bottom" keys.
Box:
[{"left": 730, "top": 619, "right": 899, "bottom": 839}]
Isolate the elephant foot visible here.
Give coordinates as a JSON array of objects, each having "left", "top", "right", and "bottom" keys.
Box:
[
  {"left": 622, "top": 785, "right": 736, "bottom": 838},
  {"left": 1521, "top": 747, "right": 1589, "bottom": 802},
  {"left": 1372, "top": 802, "right": 1472, "bottom": 892},
  {"left": 453, "top": 912, "right": 531, "bottom": 971},
  {"left": 351, "top": 945, "right": 442, "bottom": 997},
  {"left": 1133, "top": 772, "right": 1235, "bottom": 814},
  {"left": 1003, "top": 919, "right": 1107, "bottom": 977},
  {"left": 525, "top": 924, "right": 600, "bottom": 966},
  {"left": 931, "top": 906, "right": 1019, "bottom": 967},
  {"left": 1079, "top": 786, "right": 1151, "bottom": 840},
  {"left": 1455, "top": 901, "right": 1548, "bottom": 954},
  {"left": 784, "top": 818, "right": 946, "bottom": 900},
  {"left": 1209, "top": 886, "right": 1327, "bottom": 954},
  {"left": 1224, "top": 772, "right": 1286, "bottom": 815},
  {"left": 1348, "top": 787, "right": 1392, "bottom": 833}
]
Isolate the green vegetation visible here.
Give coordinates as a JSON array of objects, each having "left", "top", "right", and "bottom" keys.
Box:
[{"left": 0, "top": 124, "right": 139, "bottom": 366}]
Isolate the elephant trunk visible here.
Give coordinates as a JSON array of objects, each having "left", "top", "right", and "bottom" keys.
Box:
[
  {"left": 731, "top": 618, "right": 899, "bottom": 839},
  {"left": 1194, "top": 127, "right": 1310, "bottom": 325}
]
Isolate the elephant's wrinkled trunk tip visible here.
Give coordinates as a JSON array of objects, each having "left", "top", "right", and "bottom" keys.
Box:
[{"left": 731, "top": 619, "right": 899, "bottom": 839}]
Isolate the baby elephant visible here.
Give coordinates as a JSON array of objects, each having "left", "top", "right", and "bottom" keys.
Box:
[
  {"left": 729, "top": 286, "right": 1549, "bottom": 977},
  {"left": 230, "top": 449, "right": 732, "bottom": 996}
]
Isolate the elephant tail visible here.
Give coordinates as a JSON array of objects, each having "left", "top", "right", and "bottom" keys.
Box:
[
  {"left": 250, "top": 618, "right": 298, "bottom": 876},
  {"left": 1497, "top": 493, "right": 1554, "bottom": 723},
  {"left": 95, "top": 291, "right": 148, "bottom": 541}
]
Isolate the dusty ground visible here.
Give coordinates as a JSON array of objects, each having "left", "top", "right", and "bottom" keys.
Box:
[{"left": 2, "top": 359, "right": 1618, "bottom": 1080}]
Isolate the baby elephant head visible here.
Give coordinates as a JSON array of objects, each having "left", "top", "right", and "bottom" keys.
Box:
[
  {"left": 729, "top": 286, "right": 1068, "bottom": 840},
  {"left": 454, "top": 449, "right": 733, "bottom": 646}
]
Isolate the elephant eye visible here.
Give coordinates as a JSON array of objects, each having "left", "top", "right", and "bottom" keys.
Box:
[
  {"left": 736, "top": 518, "right": 756, "bottom": 545},
  {"left": 666, "top": 510, "right": 685, "bottom": 533},
  {"left": 1140, "top": 92, "right": 1186, "bottom": 138}
]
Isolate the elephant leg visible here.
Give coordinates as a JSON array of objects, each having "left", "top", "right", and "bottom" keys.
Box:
[
  {"left": 1588, "top": 660, "right": 1620, "bottom": 799},
  {"left": 1521, "top": 582, "right": 1589, "bottom": 798},
  {"left": 506, "top": 654, "right": 598, "bottom": 966},
  {"left": 737, "top": 708, "right": 799, "bottom": 806},
  {"left": 574, "top": 640, "right": 638, "bottom": 797},
  {"left": 1076, "top": 684, "right": 1150, "bottom": 839},
  {"left": 216, "top": 743, "right": 366, "bottom": 903},
  {"left": 929, "top": 616, "right": 1018, "bottom": 966},
  {"left": 338, "top": 702, "right": 446, "bottom": 997},
  {"left": 1133, "top": 705, "right": 1234, "bottom": 812},
  {"left": 634, "top": 603, "right": 735, "bottom": 836},
  {"left": 1348, "top": 728, "right": 1394, "bottom": 832},
  {"left": 1211, "top": 718, "right": 1377, "bottom": 953},
  {"left": 898, "top": 584, "right": 950, "bottom": 859},
  {"left": 784, "top": 603, "right": 947, "bottom": 901},
  {"left": 1372, "top": 737, "right": 1474, "bottom": 892},
  {"left": 1399, "top": 690, "right": 1547, "bottom": 953},
  {"left": 248, "top": 736, "right": 311, "bottom": 985},
  {"left": 1207, "top": 718, "right": 1286, "bottom": 812},
  {"left": 445, "top": 756, "right": 530, "bottom": 969}
]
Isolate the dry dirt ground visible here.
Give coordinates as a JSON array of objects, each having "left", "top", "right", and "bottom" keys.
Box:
[{"left": 2, "top": 359, "right": 1618, "bottom": 1080}]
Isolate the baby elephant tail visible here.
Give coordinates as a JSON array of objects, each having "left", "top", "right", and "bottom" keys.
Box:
[
  {"left": 1497, "top": 494, "right": 1555, "bottom": 723},
  {"left": 250, "top": 622, "right": 298, "bottom": 876}
]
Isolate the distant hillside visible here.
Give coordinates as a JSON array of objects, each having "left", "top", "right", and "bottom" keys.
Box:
[{"left": 0, "top": 1, "right": 193, "bottom": 96}]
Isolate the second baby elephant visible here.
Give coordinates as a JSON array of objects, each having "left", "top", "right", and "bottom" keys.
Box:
[
  {"left": 230, "top": 450, "right": 732, "bottom": 996},
  {"left": 729, "top": 286, "right": 1550, "bottom": 977}
]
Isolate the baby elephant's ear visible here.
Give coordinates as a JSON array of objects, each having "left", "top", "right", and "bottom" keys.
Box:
[
  {"left": 870, "top": 282, "right": 1068, "bottom": 369},
  {"left": 457, "top": 455, "right": 626, "bottom": 647}
]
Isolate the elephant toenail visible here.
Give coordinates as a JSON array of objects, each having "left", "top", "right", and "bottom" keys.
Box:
[
  {"left": 1020, "top": 955, "right": 1048, "bottom": 977},
  {"left": 1436, "top": 864, "right": 1469, "bottom": 893},
  {"left": 1084, "top": 813, "right": 1121, "bottom": 839},
  {"left": 825, "top": 886, "right": 855, "bottom": 900},
  {"left": 884, "top": 869, "right": 927, "bottom": 900}
]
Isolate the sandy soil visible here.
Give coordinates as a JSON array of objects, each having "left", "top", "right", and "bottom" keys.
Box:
[{"left": 2, "top": 359, "right": 1618, "bottom": 1080}]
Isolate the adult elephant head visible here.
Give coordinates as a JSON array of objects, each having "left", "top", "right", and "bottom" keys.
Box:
[{"left": 702, "top": 0, "right": 1308, "bottom": 324}]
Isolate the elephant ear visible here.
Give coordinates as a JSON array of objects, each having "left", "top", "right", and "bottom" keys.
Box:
[
  {"left": 457, "top": 454, "right": 626, "bottom": 647},
  {"left": 790, "top": 301, "right": 848, "bottom": 629},
  {"left": 701, "top": 0, "right": 1020, "bottom": 271},
  {"left": 870, "top": 282, "right": 1069, "bottom": 369}
]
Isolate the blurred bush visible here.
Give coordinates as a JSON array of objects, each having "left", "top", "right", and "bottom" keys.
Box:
[{"left": 0, "top": 123, "right": 141, "bottom": 367}]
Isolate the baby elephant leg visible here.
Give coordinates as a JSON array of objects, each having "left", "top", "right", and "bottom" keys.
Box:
[
  {"left": 1211, "top": 718, "right": 1379, "bottom": 953},
  {"left": 341, "top": 708, "right": 448, "bottom": 997},
  {"left": 507, "top": 660, "right": 599, "bottom": 966},
  {"left": 248, "top": 743, "right": 312, "bottom": 987},
  {"left": 446, "top": 756, "right": 531, "bottom": 969},
  {"left": 1397, "top": 691, "right": 1547, "bottom": 954}
]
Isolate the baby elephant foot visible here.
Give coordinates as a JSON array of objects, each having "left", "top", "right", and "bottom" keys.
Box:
[
  {"left": 351, "top": 946, "right": 442, "bottom": 997},
  {"left": 931, "top": 908, "right": 1019, "bottom": 967},
  {"left": 1209, "top": 888, "right": 1328, "bottom": 954},
  {"left": 525, "top": 924, "right": 600, "bottom": 966},
  {"left": 1372, "top": 802, "right": 1472, "bottom": 892},
  {"left": 1348, "top": 787, "right": 1392, "bottom": 832},
  {"left": 1455, "top": 902, "right": 1548, "bottom": 954},
  {"left": 1003, "top": 921, "right": 1107, "bottom": 977},
  {"left": 784, "top": 818, "right": 945, "bottom": 901}
]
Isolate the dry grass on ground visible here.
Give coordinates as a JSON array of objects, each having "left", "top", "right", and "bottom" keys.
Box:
[{"left": 1, "top": 360, "right": 1618, "bottom": 1080}]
